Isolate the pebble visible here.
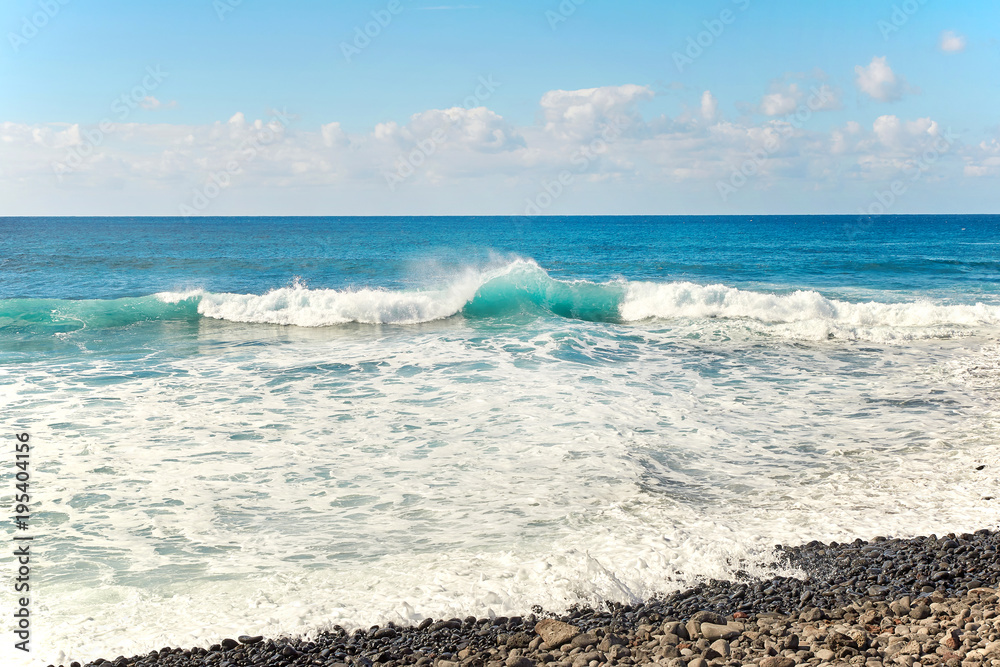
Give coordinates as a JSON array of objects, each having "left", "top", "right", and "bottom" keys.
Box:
[
  {"left": 534, "top": 619, "right": 581, "bottom": 648},
  {"left": 60, "top": 529, "right": 1000, "bottom": 667}
]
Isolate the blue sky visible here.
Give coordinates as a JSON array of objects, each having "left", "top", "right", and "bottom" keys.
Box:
[{"left": 1, "top": 0, "right": 998, "bottom": 215}]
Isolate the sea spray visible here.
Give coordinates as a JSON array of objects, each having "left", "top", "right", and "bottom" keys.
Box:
[{"left": 3, "top": 259, "right": 1000, "bottom": 340}]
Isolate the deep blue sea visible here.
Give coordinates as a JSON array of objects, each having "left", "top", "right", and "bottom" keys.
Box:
[{"left": 2, "top": 215, "right": 999, "bottom": 665}]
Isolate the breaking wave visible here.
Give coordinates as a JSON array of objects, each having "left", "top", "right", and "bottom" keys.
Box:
[{"left": 4, "top": 259, "right": 1000, "bottom": 340}]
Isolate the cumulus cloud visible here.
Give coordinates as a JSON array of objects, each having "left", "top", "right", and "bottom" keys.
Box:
[
  {"left": 539, "top": 84, "right": 654, "bottom": 140},
  {"left": 831, "top": 115, "right": 942, "bottom": 157},
  {"left": 855, "top": 56, "right": 912, "bottom": 102},
  {"left": 758, "top": 80, "right": 841, "bottom": 116},
  {"left": 963, "top": 139, "right": 1000, "bottom": 177},
  {"left": 830, "top": 121, "right": 863, "bottom": 155},
  {"left": 0, "top": 83, "right": 979, "bottom": 215},
  {"left": 871, "top": 115, "right": 939, "bottom": 151},
  {"left": 825, "top": 114, "right": 964, "bottom": 185},
  {"left": 760, "top": 86, "right": 800, "bottom": 116},
  {"left": 940, "top": 30, "right": 966, "bottom": 53},
  {"left": 700, "top": 91, "right": 718, "bottom": 121},
  {"left": 1, "top": 121, "right": 82, "bottom": 149},
  {"left": 404, "top": 106, "right": 524, "bottom": 153},
  {"left": 320, "top": 122, "right": 348, "bottom": 148}
]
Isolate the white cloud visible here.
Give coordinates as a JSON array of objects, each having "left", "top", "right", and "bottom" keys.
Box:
[
  {"left": 139, "top": 97, "right": 177, "bottom": 111},
  {"left": 404, "top": 106, "right": 524, "bottom": 153},
  {"left": 0, "top": 84, "right": 981, "bottom": 215},
  {"left": 757, "top": 79, "right": 841, "bottom": 116},
  {"left": 373, "top": 121, "right": 399, "bottom": 141},
  {"left": 540, "top": 84, "right": 653, "bottom": 140},
  {"left": 1, "top": 121, "right": 82, "bottom": 149},
  {"left": 830, "top": 121, "right": 862, "bottom": 154},
  {"left": 760, "top": 86, "right": 800, "bottom": 116},
  {"left": 831, "top": 115, "right": 941, "bottom": 157},
  {"left": 855, "top": 56, "right": 911, "bottom": 102},
  {"left": 963, "top": 139, "right": 1000, "bottom": 177},
  {"left": 700, "top": 91, "right": 718, "bottom": 121},
  {"left": 808, "top": 84, "right": 841, "bottom": 111},
  {"left": 825, "top": 114, "right": 963, "bottom": 184},
  {"left": 871, "top": 115, "right": 938, "bottom": 151},
  {"left": 940, "top": 30, "right": 966, "bottom": 53},
  {"left": 320, "top": 122, "right": 348, "bottom": 148}
]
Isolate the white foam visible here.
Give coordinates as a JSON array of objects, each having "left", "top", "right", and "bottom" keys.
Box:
[
  {"left": 155, "top": 261, "right": 539, "bottom": 326},
  {"left": 5, "top": 322, "right": 999, "bottom": 666},
  {"left": 621, "top": 281, "right": 1000, "bottom": 341},
  {"left": 158, "top": 270, "right": 1000, "bottom": 344}
]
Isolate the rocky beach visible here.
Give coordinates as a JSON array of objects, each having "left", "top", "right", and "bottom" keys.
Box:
[{"left": 64, "top": 529, "right": 1000, "bottom": 667}]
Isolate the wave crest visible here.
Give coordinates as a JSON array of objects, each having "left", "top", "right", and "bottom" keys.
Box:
[
  {"left": 621, "top": 281, "right": 1000, "bottom": 328},
  {"left": 158, "top": 261, "right": 625, "bottom": 326},
  {"left": 5, "top": 260, "right": 1000, "bottom": 341}
]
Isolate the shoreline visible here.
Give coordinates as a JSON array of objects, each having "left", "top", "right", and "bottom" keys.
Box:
[{"left": 63, "top": 528, "right": 1000, "bottom": 667}]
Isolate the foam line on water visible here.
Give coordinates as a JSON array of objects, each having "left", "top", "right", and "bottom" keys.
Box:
[
  {"left": 621, "top": 281, "right": 1000, "bottom": 327},
  {"left": 3, "top": 259, "right": 1000, "bottom": 343},
  {"left": 8, "top": 328, "right": 999, "bottom": 664},
  {"left": 157, "top": 264, "right": 1000, "bottom": 340}
]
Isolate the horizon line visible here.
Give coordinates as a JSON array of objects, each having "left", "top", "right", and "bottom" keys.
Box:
[{"left": 1, "top": 213, "right": 996, "bottom": 220}]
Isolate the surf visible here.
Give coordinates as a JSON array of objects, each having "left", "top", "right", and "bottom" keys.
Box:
[
  {"left": 0, "top": 295, "right": 201, "bottom": 334},
  {"left": 3, "top": 259, "right": 1000, "bottom": 339}
]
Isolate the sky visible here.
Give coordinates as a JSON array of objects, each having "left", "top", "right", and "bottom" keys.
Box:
[{"left": 1, "top": 0, "right": 998, "bottom": 216}]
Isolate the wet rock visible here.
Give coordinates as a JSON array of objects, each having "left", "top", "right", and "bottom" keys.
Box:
[
  {"left": 689, "top": 611, "right": 726, "bottom": 626},
  {"left": 506, "top": 632, "right": 533, "bottom": 649},
  {"left": 505, "top": 656, "right": 534, "bottom": 667},
  {"left": 66, "top": 530, "right": 1000, "bottom": 667},
  {"left": 699, "top": 622, "right": 739, "bottom": 641},
  {"left": 533, "top": 620, "right": 580, "bottom": 648},
  {"left": 662, "top": 621, "right": 686, "bottom": 639}
]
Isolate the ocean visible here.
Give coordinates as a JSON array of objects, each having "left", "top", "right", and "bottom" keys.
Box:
[{"left": 1, "top": 215, "right": 999, "bottom": 666}]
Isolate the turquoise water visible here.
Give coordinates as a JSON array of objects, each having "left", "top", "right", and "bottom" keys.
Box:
[
  {"left": 4, "top": 215, "right": 1000, "bottom": 300},
  {"left": 2, "top": 215, "right": 999, "bottom": 665}
]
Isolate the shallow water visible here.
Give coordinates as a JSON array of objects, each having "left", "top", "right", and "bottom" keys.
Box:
[{"left": 1, "top": 215, "right": 998, "bottom": 665}]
